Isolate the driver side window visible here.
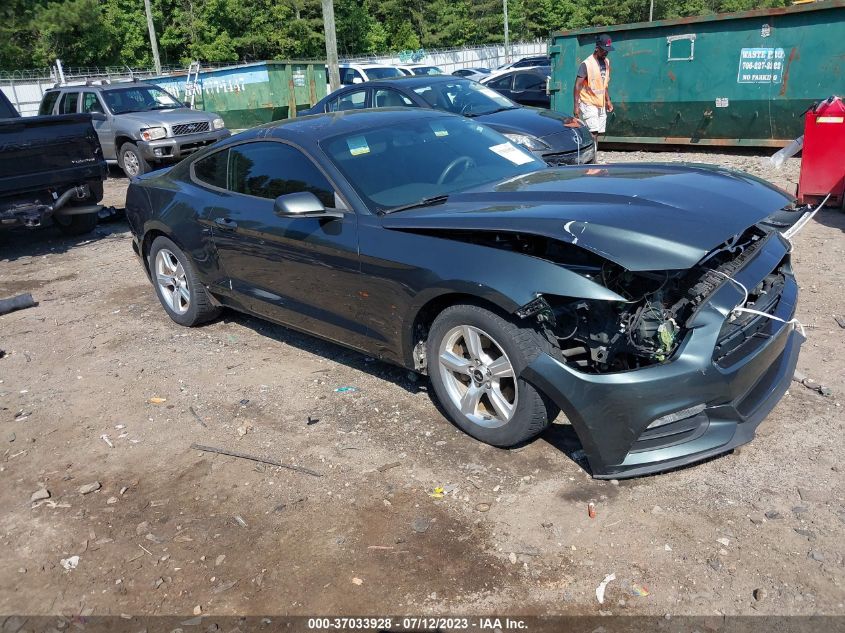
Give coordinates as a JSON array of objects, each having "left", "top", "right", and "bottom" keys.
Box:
[
  {"left": 487, "top": 75, "right": 513, "bottom": 90},
  {"left": 227, "top": 141, "right": 337, "bottom": 208}
]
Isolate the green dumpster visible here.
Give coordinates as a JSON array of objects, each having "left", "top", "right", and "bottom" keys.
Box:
[
  {"left": 152, "top": 61, "right": 327, "bottom": 131},
  {"left": 549, "top": 0, "right": 845, "bottom": 147}
]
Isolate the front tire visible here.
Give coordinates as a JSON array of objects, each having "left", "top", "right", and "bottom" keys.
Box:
[
  {"left": 119, "top": 142, "right": 150, "bottom": 178},
  {"left": 427, "top": 304, "right": 559, "bottom": 447},
  {"left": 148, "top": 236, "right": 221, "bottom": 326}
]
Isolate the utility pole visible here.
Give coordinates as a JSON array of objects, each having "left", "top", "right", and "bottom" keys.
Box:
[
  {"left": 649, "top": 0, "right": 654, "bottom": 21},
  {"left": 503, "top": 0, "right": 510, "bottom": 63},
  {"left": 322, "top": 0, "right": 340, "bottom": 93},
  {"left": 144, "top": 0, "right": 162, "bottom": 74}
]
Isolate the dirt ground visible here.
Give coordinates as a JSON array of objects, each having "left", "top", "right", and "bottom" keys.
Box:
[{"left": 0, "top": 150, "right": 843, "bottom": 622}]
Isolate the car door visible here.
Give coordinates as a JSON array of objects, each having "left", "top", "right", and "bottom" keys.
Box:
[
  {"left": 196, "top": 140, "right": 365, "bottom": 347},
  {"left": 511, "top": 72, "right": 549, "bottom": 108},
  {"left": 485, "top": 73, "right": 515, "bottom": 101},
  {"left": 57, "top": 91, "right": 80, "bottom": 115},
  {"left": 81, "top": 91, "right": 116, "bottom": 160}
]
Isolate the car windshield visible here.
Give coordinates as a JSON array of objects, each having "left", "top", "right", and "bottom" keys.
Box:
[
  {"left": 101, "top": 86, "right": 181, "bottom": 114},
  {"left": 320, "top": 115, "right": 544, "bottom": 213},
  {"left": 412, "top": 66, "right": 443, "bottom": 75},
  {"left": 365, "top": 67, "right": 404, "bottom": 79},
  {"left": 413, "top": 79, "right": 517, "bottom": 117}
]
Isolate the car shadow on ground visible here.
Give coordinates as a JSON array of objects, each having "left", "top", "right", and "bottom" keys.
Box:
[
  {"left": 812, "top": 206, "right": 845, "bottom": 233},
  {"left": 0, "top": 217, "right": 129, "bottom": 264}
]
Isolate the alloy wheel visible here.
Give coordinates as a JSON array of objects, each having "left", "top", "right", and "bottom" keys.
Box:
[
  {"left": 437, "top": 324, "right": 518, "bottom": 428},
  {"left": 123, "top": 151, "right": 140, "bottom": 177},
  {"left": 155, "top": 248, "right": 190, "bottom": 315}
]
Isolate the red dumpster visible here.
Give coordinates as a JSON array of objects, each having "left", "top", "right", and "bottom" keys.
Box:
[{"left": 797, "top": 96, "right": 845, "bottom": 209}]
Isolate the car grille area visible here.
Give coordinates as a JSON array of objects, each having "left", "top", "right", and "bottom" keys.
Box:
[
  {"left": 172, "top": 121, "right": 210, "bottom": 136},
  {"left": 544, "top": 144, "right": 595, "bottom": 165}
]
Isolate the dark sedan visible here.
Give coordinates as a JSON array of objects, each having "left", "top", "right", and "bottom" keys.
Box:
[
  {"left": 302, "top": 75, "right": 594, "bottom": 165},
  {"left": 126, "top": 109, "right": 806, "bottom": 479}
]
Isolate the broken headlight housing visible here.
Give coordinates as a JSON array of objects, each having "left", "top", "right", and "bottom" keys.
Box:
[
  {"left": 502, "top": 133, "right": 549, "bottom": 151},
  {"left": 141, "top": 126, "right": 167, "bottom": 141}
]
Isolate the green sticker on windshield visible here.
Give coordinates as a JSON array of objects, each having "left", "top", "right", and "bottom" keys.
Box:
[
  {"left": 346, "top": 136, "right": 370, "bottom": 156},
  {"left": 430, "top": 122, "right": 449, "bottom": 137}
]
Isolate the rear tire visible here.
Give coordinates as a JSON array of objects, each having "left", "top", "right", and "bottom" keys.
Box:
[
  {"left": 120, "top": 142, "right": 150, "bottom": 178},
  {"left": 148, "top": 236, "right": 221, "bottom": 326},
  {"left": 54, "top": 211, "right": 98, "bottom": 236},
  {"left": 427, "top": 304, "right": 559, "bottom": 447}
]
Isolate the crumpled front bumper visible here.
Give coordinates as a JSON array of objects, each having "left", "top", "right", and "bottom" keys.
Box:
[
  {"left": 138, "top": 129, "right": 229, "bottom": 161},
  {"left": 523, "top": 232, "right": 803, "bottom": 478}
]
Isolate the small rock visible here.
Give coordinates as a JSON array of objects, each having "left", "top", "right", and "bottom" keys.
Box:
[
  {"left": 707, "top": 559, "right": 722, "bottom": 572},
  {"left": 475, "top": 502, "right": 491, "bottom": 513},
  {"left": 716, "top": 537, "right": 730, "bottom": 547},
  {"left": 797, "top": 488, "right": 824, "bottom": 502},
  {"left": 412, "top": 517, "right": 432, "bottom": 533},
  {"left": 106, "top": 497, "right": 118, "bottom": 505},
  {"left": 753, "top": 587, "right": 767, "bottom": 602},
  {"left": 215, "top": 554, "right": 225, "bottom": 566},
  {"left": 664, "top": 544, "right": 672, "bottom": 552},
  {"left": 508, "top": 552, "right": 518, "bottom": 564},
  {"left": 764, "top": 510, "right": 782, "bottom": 520},
  {"left": 120, "top": 486, "right": 129, "bottom": 495},
  {"left": 749, "top": 514, "right": 765, "bottom": 525},
  {"left": 145, "top": 533, "right": 163, "bottom": 544},
  {"left": 808, "top": 550, "right": 824, "bottom": 562},
  {"left": 30, "top": 488, "right": 50, "bottom": 503},
  {"left": 154, "top": 578, "right": 164, "bottom": 589},
  {"left": 792, "top": 505, "right": 809, "bottom": 514},
  {"left": 351, "top": 577, "right": 363, "bottom": 585},
  {"left": 60, "top": 556, "right": 79, "bottom": 571},
  {"left": 233, "top": 515, "right": 247, "bottom": 528},
  {"left": 792, "top": 370, "right": 807, "bottom": 383},
  {"left": 18, "top": 567, "right": 26, "bottom": 574},
  {"left": 78, "top": 482, "right": 101, "bottom": 495},
  {"left": 135, "top": 521, "right": 149, "bottom": 536},
  {"left": 541, "top": 521, "right": 553, "bottom": 528},
  {"left": 803, "top": 379, "right": 821, "bottom": 391},
  {"left": 610, "top": 479, "right": 619, "bottom": 486},
  {"left": 435, "top": 440, "right": 446, "bottom": 446},
  {"left": 794, "top": 528, "right": 816, "bottom": 541},
  {"left": 193, "top": 605, "right": 202, "bottom": 616},
  {"left": 7, "top": 432, "right": 15, "bottom": 443},
  {"left": 651, "top": 505, "right": 664, "bottom": 515},
  {"left": 819, "top": 386, "right": 833, "bottom": 397}
]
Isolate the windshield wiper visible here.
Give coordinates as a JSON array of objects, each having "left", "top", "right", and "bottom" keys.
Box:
[
  {"left": 383, "top": 195, "right": 449, "bottom": 215},
  {"left": 464, "top": 106, "right": 519, "bottom": 117}
]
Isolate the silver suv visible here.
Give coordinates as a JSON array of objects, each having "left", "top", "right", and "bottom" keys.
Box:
[{"left": 39, "top": 81, "right": 230, "bottom": 178}]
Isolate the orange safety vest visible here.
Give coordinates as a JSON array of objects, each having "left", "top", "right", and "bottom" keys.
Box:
[{"left": 579, "top": 55, "right": 610, "bottom": 108}]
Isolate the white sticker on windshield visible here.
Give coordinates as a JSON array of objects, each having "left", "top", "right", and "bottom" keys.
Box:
[
  {"left": 430, "top": 122, "right": 449, "bottom": 137},
  {"left": 346, "top": 136, "right": 370, "bottom": 156},
  {"left": 489, "top": 142, "right": 534, "bottom": 165}
]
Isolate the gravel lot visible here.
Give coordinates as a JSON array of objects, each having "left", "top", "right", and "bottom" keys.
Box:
[{"left": 0, "top": 150, "right": 843, "bottom": 619}]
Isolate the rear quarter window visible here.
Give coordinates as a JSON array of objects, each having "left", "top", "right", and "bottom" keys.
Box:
[
  {"left": 193, "top": 149, "right": 229, "bottom": 189},
  {"left": 39, "top": 91, "right": 60, "bottom": 115}
]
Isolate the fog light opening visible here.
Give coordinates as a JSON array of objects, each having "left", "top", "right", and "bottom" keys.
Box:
[{"left": 647, "top": 403, "right": 707, "bottom": 430}]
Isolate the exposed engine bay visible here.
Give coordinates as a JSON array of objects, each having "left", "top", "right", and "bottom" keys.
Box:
[{"left": 454, "top": 225, "right": 788, "bottom": 374}]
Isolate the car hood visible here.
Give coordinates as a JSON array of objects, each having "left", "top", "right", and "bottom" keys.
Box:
[
  {"left": 116, "top": 108, "right": 220, "bottom": 129},
  {"left": 477, "top": 107, "right": 592, "bottom": 148},
  {"left": 381, "top": 163, "right": 795, "bottom": 271}
]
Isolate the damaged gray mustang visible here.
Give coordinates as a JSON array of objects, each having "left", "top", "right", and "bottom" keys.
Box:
[{"left": 126, "top": 109, "right": 808, "bottom": 478}]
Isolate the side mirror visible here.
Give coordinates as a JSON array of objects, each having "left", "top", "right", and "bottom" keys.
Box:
[
  {"left": 273, "top": 192, "right": 343, "bottom": 218},
  {"left": 90, "top": 112, "right": 107, "bottom": 121}
]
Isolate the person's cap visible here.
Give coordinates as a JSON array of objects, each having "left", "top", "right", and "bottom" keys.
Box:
[{"left": 596, "top": 34, "right": 614, "bottom": 51}]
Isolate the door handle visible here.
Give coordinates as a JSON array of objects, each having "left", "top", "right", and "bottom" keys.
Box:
[{"left": 214, "top": 217, "right": 238, "bottom": 231}]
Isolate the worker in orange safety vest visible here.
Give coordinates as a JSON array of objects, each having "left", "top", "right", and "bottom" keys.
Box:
[{"left": 573, "top": 34, "right": 614, "bottom": 144}]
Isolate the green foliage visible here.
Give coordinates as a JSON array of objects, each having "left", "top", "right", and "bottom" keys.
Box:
[{"left": 0, "top": 0, "right": 796, "bottom": 70}]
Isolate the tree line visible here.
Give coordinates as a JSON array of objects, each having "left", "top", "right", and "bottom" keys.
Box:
[{"left": 1, "top": 0, "right": 791, "bottom": 71}]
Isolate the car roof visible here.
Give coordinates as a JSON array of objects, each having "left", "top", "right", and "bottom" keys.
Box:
[
  {"left": 48, "top": 81, "right": 164, "bottom": 92},
  {"left": 241, "top": 108, "right": 458, "bottom": 142}
]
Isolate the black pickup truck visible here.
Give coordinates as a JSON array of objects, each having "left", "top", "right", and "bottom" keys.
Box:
[{"left": 0, "top": 89, "right": 107, "bottom": 235}]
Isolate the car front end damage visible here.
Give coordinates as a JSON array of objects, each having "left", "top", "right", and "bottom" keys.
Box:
[{"left": 517, "top": 225, "right": 802, "bottom": 478}]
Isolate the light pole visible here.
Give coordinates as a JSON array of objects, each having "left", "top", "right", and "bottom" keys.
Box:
[
  {"left": 322, "top": 0, "right": 340, "bottom": 93},
  {"left": 143, "top": 0, "right": 162, "bottom": 74},
  {"left": 503, "top": 0, "right": 510, "bottom": 63}
]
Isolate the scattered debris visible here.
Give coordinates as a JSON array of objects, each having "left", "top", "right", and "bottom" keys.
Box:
[
  {"left": 595, "top": 572, "right": 616, "bottom": 604},
  {"left": 412, "top": 517, "right": 432, "bottom": 533},
  {"left": 808, "top": 550, "right": 824, "bottom": 562},
  {"left": 428, "top": 487, "right": 445, "bottom": 499},
  {"left": 306, "top": 416, "right": 320, "bottom": 425},
  {"left": 233, "top": 515, "right": 248, "bottom": 528},
  {"left": 799, "top": 378, "right": 833, "bottom": 397},
  {"left": 237, "top": 421, "right": 253, "bottom": 437},
  {"left": 30, "top": 488, "right": 50, "bottom": 503},
  {"left": 588, "top": 502, "right": 596, "bottom": 519},
  {"left": 625, "top": 581, "right": 650, "bottom": 597},
  {"left": 367, "top": 545, "right": 394, "bottom": 551},
  {"left": 377, "top": 461, "right": 401, "bottom": 472},
  {"left": 834, "top": 315, "right": 845, "bottom": 329},
  {"left": 508, "top": 552, "right": 518, "bottom": 564},
  {"left": 334, "top": 387, "right": 358, "bottom": 393},
  {"left": 193, "top": 605, "right": 202, "bottom": 616},
  {"left": 188, "top": 406, "right": 208, "bottom": 428},
  {"left": 60, "top": 556, "right": 79, "bottom": 571},
  {"left": 215, "top": 554, "right": 226, "bottom": 566},
  {"left": 107, "top": 496, "right": 118, "bottom": 504},
  {"left": 664, "top": 544, "right": 673, "bottom": 552},
  {"left": 707, "top": 559, "right": 722, "bottom": 572},
  {"left": 148, "top": 397, "right": 167, "bottom": 405},
  {"left": 0, "top": 293, "right": 37, "bottom": 316},
  {"left": 351, "top": 577, "right": 363, "bottom": 585},
  {"left": 101, "top": 434, "right": 114, "bottom": 448},
  {"left": 764, "top": 510, "right": 782, "bottom": 520},
  {"left": 716, "top": 537, "right": 731, "bottom": 547},
  {"left": 211, "top": 580, "right": 237, "bottom": 594},
  {"left": 753, "top": 587, "right": 767, "bottom": 602},
  {"left": 475, "top": 502, "right": 491, "bottom": 512},
  {"left": 190, "top": 443, "right": 322, "bottom": 477},
  {"left": 78, "top": 481, "right": 101, "bottom": 495},
  {"left": 7, "top": 432, "right": 14, "bottom": 443}
]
